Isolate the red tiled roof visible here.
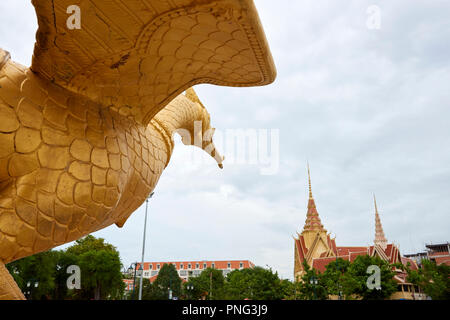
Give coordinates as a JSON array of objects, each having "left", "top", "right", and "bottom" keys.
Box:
[
  {"left": 385, "top": 244, "right": 393, "bottom": 258},
  {"left": 330, "top": 238, "right": 337, "bottom": 255},
  {"left": 296, "top": 239, "right": 305, "bottom": 262},
  {"left": 311, "top": 255, "right": 350, "bottom": 273},
  {"left": 349, "top": 251, "right": 368, "bottom": 262},
  {"left": 300, "top": 235, "right": 308, "bottom": 256},
  {"left": 336, "top": 246, "right": 368, "bottom": 256},
  {"left": 311, "top": 257, "right": 337, "bottom": 272},
  {"left": 435, "top": 256, "right": 450, "bottom": 266},
  {"left": 295, "top": 235, "right": 309, "bottom": 266},
  {"left": 400, "top": 257, "right": 418, "bottom": 270}
]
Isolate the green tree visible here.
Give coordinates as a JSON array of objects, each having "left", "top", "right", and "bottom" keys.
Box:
[
  {"left": 341, "top": 255, "right": 397, "bottom": 300},
  {"left": 6, "top": 250, "right": 59, "bottom": 299},
  {"left": 64, "top": 235, "right": 125, "bottom": 300},
  {"left": 279, "top": 279, "right": 296, "bottom": 300},
  {"left": 184, "top": 267, "right": 225, "bottom": 300},
  {"left": 52, "top": 250, "right": 78, "bottom": 299},
  {"left": 407, "top": 259, "right": 450, "bottom": 300},
  {"left": 224, "top": 266, "right": 285, "bottom": 300},
  {"left": 129, "top": 277, "right": 153, "bottom": 300},
  {"left": 6, "top": 235, "right": 125, "bottom": 300},
  {"left": 75, "top": 249, "right": 125, "bottom": 300},
  {"left": 147, "top": 263, "right": 182, "bottom": 300},
  {"left": 66, "top": 235, "right": 116, "bottom": 255},
  {"left": 296, "top": 261, "right": 328, "bottom": 300},
  {"left": 321, "top": 258, "right": 350, "bottom": 299}
]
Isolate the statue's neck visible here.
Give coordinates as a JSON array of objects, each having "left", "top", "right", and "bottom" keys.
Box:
[
  {"left": 151, "top": 93, "right": 208, "bottom": 144},
  {"left": 0, "top": 48, "right": 10, "bottom": 70}
]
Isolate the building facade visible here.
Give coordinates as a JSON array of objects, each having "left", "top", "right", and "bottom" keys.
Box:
[
  {"left": 405, "top": 242, "right": 450, "bottom": 267},
  {"left": 293, "top": 166, "right": 425, "bottom": 300},
  {"left": 126, "top": 260, "right": 254, "bottom": 283}
]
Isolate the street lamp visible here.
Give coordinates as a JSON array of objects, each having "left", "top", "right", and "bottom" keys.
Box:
[
  {"left": 309, "top": 276, "right": 318, "bottom": 300},
  {"left": 128, "top": 262, "right": 138, "bottom": 300},
  {"left": 138, "top": 191, "right": 154, "bottom": 301},
  {"left": 186, "top": 284, "right": 194, "bottom": 300},
  {"left": 26, "top": 279, "right": 39, "bottom": 299}
]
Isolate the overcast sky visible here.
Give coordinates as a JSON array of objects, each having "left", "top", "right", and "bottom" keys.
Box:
[{"left": 1, "top": 0, "right": 449, "bottom": 280}]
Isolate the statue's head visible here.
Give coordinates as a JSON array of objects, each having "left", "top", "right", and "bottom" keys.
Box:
[{"left": 177, "top": 88, "right": 224, "bottom": 169}]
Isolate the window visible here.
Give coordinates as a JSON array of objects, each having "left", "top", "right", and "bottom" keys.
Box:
[
  {"left": 157, "top": 264, "right": 160, "bottom": 270},
  {"left": 196, "top": 263, "right": 199, "bottom": 269},
  {"left": 212, "top": 263, "right": 215, "bottom": 269},
  {"left": 203, "top": 263, "right": 207, "bottom": 269},
  {"left": 180, "top": 264, "right": 184, "bottom": 269},
  {"left": 188, "top": 263, "right": 192, "bottom": 269},
  {"left": 239, "top": 262, "right": 243, "bottom": 269},
  {"left": 150, "top": 264, "right": 153, "bottom": 270},
  {"left": 227, "top": 262, "right": 231, "bottom": 269}
]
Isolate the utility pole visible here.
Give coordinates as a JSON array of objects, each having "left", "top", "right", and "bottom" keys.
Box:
[{"left": 138, "top": 192, "right": 154, "bottom": 300}]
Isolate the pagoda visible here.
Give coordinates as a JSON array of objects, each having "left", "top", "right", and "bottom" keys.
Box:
[{"left": 292, "top": 165, "right": 423, "bottom": 299}]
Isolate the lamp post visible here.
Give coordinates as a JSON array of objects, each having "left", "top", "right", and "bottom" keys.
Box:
[
  {"left": 128, "top": 262, "right": 138, "bottom": 300},
  {"left": 186, "top": 284, "right": 194, "bottom": 300},
  {"left": 309, "top": 276, "right": 318, "bottom": 300},
  {"left": 26, "top": 279, "right": 39, "bottom": 300},
  {"left": 138, "top": 191, "right": 154, "bottom": 301}
]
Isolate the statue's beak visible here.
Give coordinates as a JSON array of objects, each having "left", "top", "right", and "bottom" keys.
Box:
[{"left": 204, "top": 140, "right": 224, "bottom": 169}]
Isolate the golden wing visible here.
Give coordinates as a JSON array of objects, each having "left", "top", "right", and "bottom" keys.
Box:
[{"left": 31, "top": 0, "right": 276, "bottom": 125}]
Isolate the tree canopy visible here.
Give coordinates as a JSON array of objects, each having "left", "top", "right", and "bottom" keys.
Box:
[
  {"left": 134, "top": 263, "right": 183, "bottom": 300},
  {"left": 339, "top": 255, "right": 397, "bottom": 300},
  {"left": 184, "top": 267, "right": 226, "bottom": 300},
  {"left": 224, "top": 266, "right": 286, "bottom": 300},
  {"left": 7, "top": 235, "right": 125, "bottom": 300},
  {"left": 407, "top": 259, "right": 450, "bottom": 300}
]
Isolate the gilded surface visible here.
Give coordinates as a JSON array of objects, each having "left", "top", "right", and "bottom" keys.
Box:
[{"left": 0, "top": 0, "right": 275, "bottom": 299}]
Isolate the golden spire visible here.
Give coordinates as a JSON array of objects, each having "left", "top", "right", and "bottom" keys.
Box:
[
  {"left": 303, "top": 163, "right": 325, "bottom": 232},
  {"left": 374, "top": 194, "right": 388, "bottom": 250},
  {"left": 307, "top": 162, "right": 313, "bottom": 199},
  {"left": 374, "top": 194, "right": 378, "bottom": 213}
]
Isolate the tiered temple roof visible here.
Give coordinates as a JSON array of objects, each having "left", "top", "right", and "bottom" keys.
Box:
[
  {"left": 294, "top": 166, "right": 418, "bottom": 278},
  {"left": 374, "top": 195, "right": 388, "bottom": 250},
  {"left": 303, "top": 164, "right": 325, "bottom": 232}
]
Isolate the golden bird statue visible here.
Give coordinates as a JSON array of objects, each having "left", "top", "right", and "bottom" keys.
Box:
[{"left": 0, "top": 0, "right": 275, "bottom": 299}]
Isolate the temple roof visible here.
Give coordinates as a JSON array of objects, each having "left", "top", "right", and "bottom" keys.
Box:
[
  {"left": 374, "top": 195, "right": 388, "bottom": 250},
  {"left": 303, "top": 165, "right": 326, "bottom": 232}
]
